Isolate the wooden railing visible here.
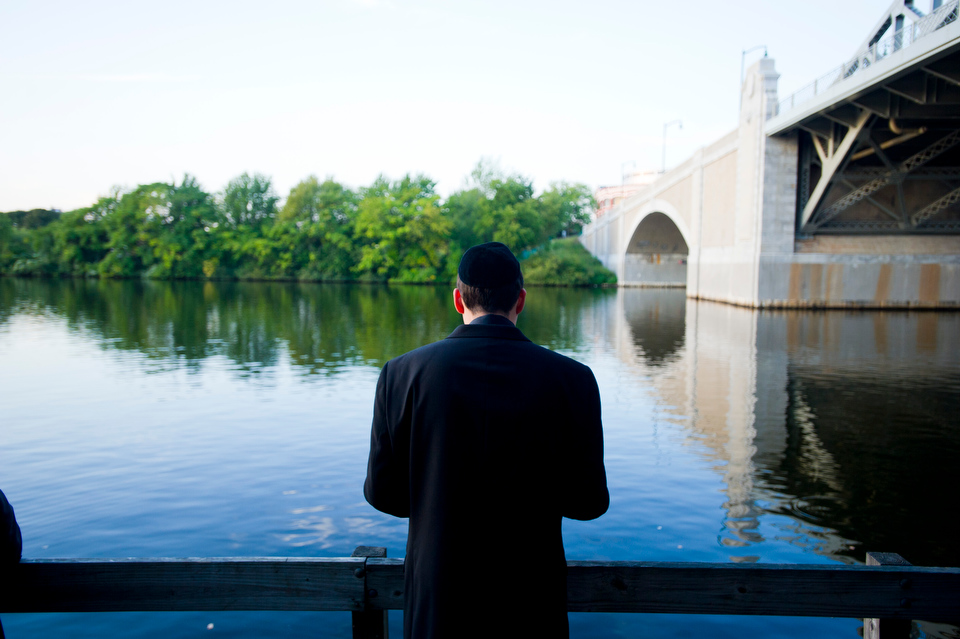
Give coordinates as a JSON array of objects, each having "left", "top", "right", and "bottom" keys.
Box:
[{"left": 2, "top": 548, "right": 958, "bottom": 639}]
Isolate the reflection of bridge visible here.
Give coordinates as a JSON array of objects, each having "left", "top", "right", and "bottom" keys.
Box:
[
  {"left": 590, "top": 288, "right": 960, "bottom": 564},
  {"left": 582, "top": 0, "right": 960, "bottom": 308}
]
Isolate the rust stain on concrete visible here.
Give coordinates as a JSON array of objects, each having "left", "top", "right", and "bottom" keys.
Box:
[
  {"left": 919, "top": 264, "right": 941, "bottom": 303},
  {"left": 826, "top": 264, "right": 843, "bottom": 301},
  {"left": 788, "top": 264, "right": 802, "bottom": 301},
  {"left": 874, "top": 264, "right": 892, "bottom": 303},
  {"left": 808, "top": 265, "right": 824, "bottom": 301}
]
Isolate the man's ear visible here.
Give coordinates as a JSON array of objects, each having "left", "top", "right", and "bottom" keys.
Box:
[
  {"left": 515, "top": 288, "right": 526, "bottom": 315},
  {"left": 453, "top": 288, "right": 465, "bottom": 314}
]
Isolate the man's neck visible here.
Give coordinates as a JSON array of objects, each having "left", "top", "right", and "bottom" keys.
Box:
[{"left": 463, "top": 310, "right": 517, "bottom": 326}]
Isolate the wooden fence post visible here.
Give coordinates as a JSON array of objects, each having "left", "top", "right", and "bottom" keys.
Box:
[
  {"left": 863, "top": 552, "right": 912, "bottom": 639},
  {"left": 352, "top": 546, "right": 389, "bottom": 639}
]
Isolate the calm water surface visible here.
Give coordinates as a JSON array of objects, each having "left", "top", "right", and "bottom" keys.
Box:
[{"left": 1, "top": 279, "right": 958, "bottom": 638}]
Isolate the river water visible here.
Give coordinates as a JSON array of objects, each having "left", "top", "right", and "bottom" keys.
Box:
[{"left": 0, "top": 278, "right": 957, "bottom": 638}]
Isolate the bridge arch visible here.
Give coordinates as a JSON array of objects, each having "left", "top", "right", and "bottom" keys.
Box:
[{"left": 621, "top": 199, "right": 693, "bottom": 287}]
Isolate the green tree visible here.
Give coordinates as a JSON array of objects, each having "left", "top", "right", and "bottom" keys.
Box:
[
  {"left": 354, "top": 174, "right": 452, "bottom": 282},
  {"left": 0, "top": 213, "right": 25, "bottom": 271},
  {"left": 142, "top": 175, "right": 220, "bottom": 279},
  {"left": 278, "top": 177, "right": 359, "bottom": 279},
  {"left": 539, "top": 182, "right": 594, "bottom": 238},
  {"left": 446, "top": 160, "right": 549, "bottom": 254},
  {"left": 444, "top": 187, "right": 489, "bottom": 252},
  {"left": 477, "top": 176, "right": 542, "bottom": 252},
  {"left": 221, "top": 173, "right": 278, "bottom": 230},
  {"left": 97, "top": 185, "right": 171, "bottom": 277},
  {"left": 49, "top": 207, "right": 110, "bottom": 275},
  {"left": 4, "top": 209, "right": 61, "bottom": 230}
]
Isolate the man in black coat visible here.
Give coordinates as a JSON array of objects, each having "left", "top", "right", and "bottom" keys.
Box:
[{"left": 364, "top": 242, "right": 608, "bottom": 639}]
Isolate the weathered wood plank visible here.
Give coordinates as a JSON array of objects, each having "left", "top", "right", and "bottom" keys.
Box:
[
  {"left": 1, "top": 558, "right": 365, "bottom": 612},
  {"left": 566, "top": 561, "right": 960, "bottom": 621},
  {"left": 363, "top": 559, "right": 960, "bottom": 620},
  {"left": 364, "top": 558, "right": 404, "bottom": 611}
]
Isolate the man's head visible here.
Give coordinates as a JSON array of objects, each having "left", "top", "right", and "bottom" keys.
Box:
[{"left": 454, "top": 242, "right": 525, "bottom": 323}]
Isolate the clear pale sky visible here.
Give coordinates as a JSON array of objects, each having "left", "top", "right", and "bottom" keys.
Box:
[{"left": 1, "top": 0, "right": 907, "bottom": 211}]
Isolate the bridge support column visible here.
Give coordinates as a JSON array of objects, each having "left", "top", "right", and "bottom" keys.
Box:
[{"left": 693, "top": 57, "right": 786, "bottom": 307}]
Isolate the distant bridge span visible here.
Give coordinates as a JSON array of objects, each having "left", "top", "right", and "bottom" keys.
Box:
[{"left": 582, "top": 0, "right": 960, "bottom": 308}]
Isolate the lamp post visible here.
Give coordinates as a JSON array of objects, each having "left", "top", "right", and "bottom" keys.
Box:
[
  {"left": 661, "top": 120, "right": 682, "bottom": 174},
  {"left": 740, "top": 45, "right": 768, "bottom": 110}
]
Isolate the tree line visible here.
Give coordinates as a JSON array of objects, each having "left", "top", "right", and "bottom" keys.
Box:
[{"left": 0, "top": 162, "right": 607, "bottom": 284}]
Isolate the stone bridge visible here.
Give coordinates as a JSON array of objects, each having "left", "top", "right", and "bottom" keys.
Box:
[{"left": 581, "top": 0, "right": 960, "bottom": 308}]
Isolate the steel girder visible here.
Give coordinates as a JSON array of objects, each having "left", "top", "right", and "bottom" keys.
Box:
[{"left": 792, "top": 47, "right": 960, "bottom": 235}]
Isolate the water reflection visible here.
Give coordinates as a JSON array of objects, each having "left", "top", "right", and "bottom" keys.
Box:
[
  {"left": 0, "top": 279, "right": 614, "bottom": 377},
  {"left": 613, "top": 290, "right": 960, "bottom": 569},
  {"left": 622, "top": 289, "right": 685, "bottom": 366}
]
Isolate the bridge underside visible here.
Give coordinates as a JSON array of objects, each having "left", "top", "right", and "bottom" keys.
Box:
[
  {"left": 795, "top": 45, "right": 960, "bottom": 236},
  {"left": 624, "top": 212, "right": 689, "bottom": 287}
]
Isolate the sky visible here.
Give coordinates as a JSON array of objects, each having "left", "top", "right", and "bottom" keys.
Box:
[{"left": 0, "top": 0, "right": 911, "bottom": 212}]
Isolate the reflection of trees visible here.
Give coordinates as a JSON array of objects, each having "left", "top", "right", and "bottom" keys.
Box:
[
  {"left": 622, "top": 289, "right": 685, "bottom": 365},
  {"left": 522, "top": 286, "right": 614, "bottom": 353},
  {"left": 0, "top": 279, "right": 17, "bottom": 326},
  {"left": 0, "top": 278, "right": 614, "bottom": 378}
]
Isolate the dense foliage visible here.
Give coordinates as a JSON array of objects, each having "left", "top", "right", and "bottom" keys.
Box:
[
  {"left": 522, "top": 238, "right": 617, "bottom": 286},
  {"left": 1, "top": 165, "right": 614, "bottom": 285}
]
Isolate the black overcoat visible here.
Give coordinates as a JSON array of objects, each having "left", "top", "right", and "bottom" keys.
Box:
[{"left": 364, "top": 314, "right": 609, "bottom": 639}]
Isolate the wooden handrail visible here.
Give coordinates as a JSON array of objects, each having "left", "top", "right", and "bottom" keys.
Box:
[
  {"left": 2, "top": 550, "right": 958, "bottom": 638},
  {"left": 2, "top": 557, "right": 367, "bottom": 612},
  {"left": 364, "top": 556, "right": 960, "bottom": 620}
]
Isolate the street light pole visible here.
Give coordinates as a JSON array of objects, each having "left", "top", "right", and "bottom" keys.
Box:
[{"left": 662, "top": 120, "right": 682, "bottom": 174}]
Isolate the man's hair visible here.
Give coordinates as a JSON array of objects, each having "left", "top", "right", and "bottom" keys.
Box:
[{"left": 457, "top": 273, "right": 524, "bottom": 315}]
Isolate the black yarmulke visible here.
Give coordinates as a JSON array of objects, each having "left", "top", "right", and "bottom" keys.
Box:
[{"left": 458, "top": 242, "right": 521, "bottom": 288}]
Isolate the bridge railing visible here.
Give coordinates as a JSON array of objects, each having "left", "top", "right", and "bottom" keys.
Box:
[
  {"left": 776, "top": 0, "right": 958, "bottom": 116},
  {"left": 2, "top": 548, "right": 959, "bottom": 638}
]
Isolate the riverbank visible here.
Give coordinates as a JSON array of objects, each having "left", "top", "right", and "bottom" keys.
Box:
[
  {"left": 2, "top": 219, "right": 616, "bottom": 287},
  {"left": 1, "top": 167, "right": 608, "bottom": 286},
  {"left": 521, "top": 238, "right": 617, "bottom": 286}
]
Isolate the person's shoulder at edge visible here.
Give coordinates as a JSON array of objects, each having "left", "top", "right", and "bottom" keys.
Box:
[{"left": 0, "top": 489, "right": 22, "bottom": 564}]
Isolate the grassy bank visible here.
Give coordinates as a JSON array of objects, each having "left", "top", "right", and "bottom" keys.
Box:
[{"left": 521, "top": 238, "right": 616, "bottom": 286}]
